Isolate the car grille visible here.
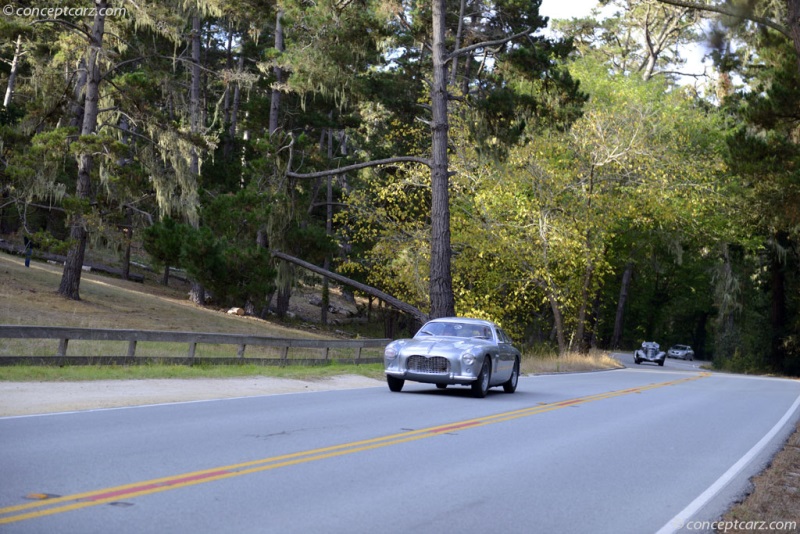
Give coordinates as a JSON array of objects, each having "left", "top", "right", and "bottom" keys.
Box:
[{"left": 407, "top": 355, "right": 450, "bottom": 374}]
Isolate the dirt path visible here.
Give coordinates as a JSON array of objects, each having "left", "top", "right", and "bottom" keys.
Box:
[{"left": 0, "top": 375, "right": 385, "bottom": 416}]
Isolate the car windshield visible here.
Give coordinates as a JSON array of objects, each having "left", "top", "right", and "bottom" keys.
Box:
[
  {"left": 673, "top": 345, "right": 689, "bottom": 350},
  {"left": 416, "top": 322, "right": 492, "bottom": 340}
]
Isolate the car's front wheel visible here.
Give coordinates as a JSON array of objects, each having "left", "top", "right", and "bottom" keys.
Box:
[
  {"left": 387, "top": 376, "right": 404, "bottom": 392},
  {"left": 471, "top": 358, "right": 491, "bottom": 398},
  {"left": 502, "top": 358, "right": 519, "bottom": 393}
]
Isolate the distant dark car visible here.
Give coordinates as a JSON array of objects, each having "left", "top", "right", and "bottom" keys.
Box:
[
  {"left": 668, "top": 344, "right": 695, "bottom": 361},
  {"left": 383, "top": 317, "right": 521, "bottom": 398},
  {"left": 634, "top": 341, "right": 666, "bottom": 366}
]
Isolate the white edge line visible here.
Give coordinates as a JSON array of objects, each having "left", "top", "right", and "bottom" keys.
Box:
[{"left": 655, "top": 392, "right": 800, "bottom": 534}]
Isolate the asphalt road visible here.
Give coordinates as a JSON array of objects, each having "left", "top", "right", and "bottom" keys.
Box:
[
  {"left": 2, "top": 366, "right": 799, "bottom": 534},
  {"left": 617, "top": 350, "right": 706, "bottom": 372}
]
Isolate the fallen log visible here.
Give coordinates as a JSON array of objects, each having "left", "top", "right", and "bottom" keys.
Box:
[{"left": 271, "top": 250, "right": 429, "bottom": 325}]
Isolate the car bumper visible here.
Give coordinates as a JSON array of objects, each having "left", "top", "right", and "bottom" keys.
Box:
[
  {"left": 636, "top": 352, "right": 665, "bottom": 363},
  {"left": 385, "top": 370, "right": 478, "bottom": 385}
]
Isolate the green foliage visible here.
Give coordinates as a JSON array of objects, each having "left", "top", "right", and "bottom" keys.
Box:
[
  {"left": 143, "top": 217, "right": 188, "bottom": 271},
  {"left": 180, "top": 225, "right": 227, "bottom": 293},
  {"left": 0, "top": 0, "right": 797, "bottom": 375},
  {"left": 210, "top": 244, "right": 276, "bottom": 307},
  {"left": 26, "top": 230, "right": 71, "bottom": 255},
  {"left": 714, "top": 347, "right": 768, "bottom": 375},
  {"left": 712, "top": 23, "right": 800, "bottom": 374}
]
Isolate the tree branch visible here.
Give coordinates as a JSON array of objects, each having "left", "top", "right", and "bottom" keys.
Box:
[
  {"left": 123, "top": 203, "right": 154, "bottom": 225},
  {"left": 656, "top": 0, "right": 792, "bottom": 40},
  {"left": 271, "top": 250, "right": 430, "bottom": 324},
  {"left": 448, "top": 27, "right": 534, "bottom": 61},
  {"left": 31, "top": 19, "right": 93, "bottom": 42},
  {"left": 287, "top": 156, "right": 431, "bottom": 180},
  {"left": 100, "top": 55, "right": 148, "bottom": 81}
]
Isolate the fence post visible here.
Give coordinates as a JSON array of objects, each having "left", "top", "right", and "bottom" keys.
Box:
[
  {"left": 237, "top": 344, "right": 246, "bottom": 359},
  {"left": 188, "top": 341, "right": 197, "bottom": 362},
  {"left": 280, "top": 346, "right": 288, "bottom": 366},
  {"left": 127, "top": 340, "right": 137, "bottom": 358},
  {"left": 355, "top": 345, "right": 362, "bottom": 364},
  {"left": 57, "top": 338, "right": 69, "bottom": 357}
]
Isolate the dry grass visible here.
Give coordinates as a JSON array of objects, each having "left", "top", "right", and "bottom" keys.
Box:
[
  {"left": 0, "top": 253, "right": 325, "bottom": 338},
  {"left": 522, "top": 349, "right": 623, "bottom": 375},
  {"left": 717, "top": 423, "right": 800, "bottom": 533}
]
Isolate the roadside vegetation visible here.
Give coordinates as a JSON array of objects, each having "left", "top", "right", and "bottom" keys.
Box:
[
  {"left": 2, "top": 0, "right": 799, "bottom": 375},
  {"left": 0, "top": 252, "right": 620, "bottom": 381}
]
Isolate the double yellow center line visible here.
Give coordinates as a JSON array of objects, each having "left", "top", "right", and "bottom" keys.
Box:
[{"left": 0, "top": 372, "right": 710, "bottom": 525}]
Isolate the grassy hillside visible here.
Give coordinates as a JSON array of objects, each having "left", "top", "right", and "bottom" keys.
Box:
[{"left": 0, "top": 252, "right": 338, "bottom": 338}]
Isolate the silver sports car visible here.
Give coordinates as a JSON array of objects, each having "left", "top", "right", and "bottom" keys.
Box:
[
  {"left": 383, "top": 317, "right": 521, "bottom": 398},
  {"left": 667, "top": 344, "right": 694, "bottom": 361}
]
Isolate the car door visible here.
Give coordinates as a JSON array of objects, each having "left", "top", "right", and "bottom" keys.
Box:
[{"left": 493, "top": 328, "right": 517, "bottom": 382}]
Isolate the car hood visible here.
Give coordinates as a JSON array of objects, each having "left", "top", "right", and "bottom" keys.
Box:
[{"left": 396, "top": 337, "right": 491, "bottom": 355}]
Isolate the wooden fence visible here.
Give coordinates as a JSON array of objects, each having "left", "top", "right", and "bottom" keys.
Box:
[{"left": 0, "top": 326, "right": 390, "bottom": 366}]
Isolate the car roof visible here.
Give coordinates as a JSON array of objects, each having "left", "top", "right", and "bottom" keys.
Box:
[{"left": 425, "top": 317, "right": 496, "bottom": 328}]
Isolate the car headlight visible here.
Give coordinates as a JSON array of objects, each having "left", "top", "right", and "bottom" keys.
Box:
[
  {"left": 385, "top": 345, "right": 398, "bottom": 358},
  {"left": 461, "top": 352, "right": 475, "bottom": 365}
]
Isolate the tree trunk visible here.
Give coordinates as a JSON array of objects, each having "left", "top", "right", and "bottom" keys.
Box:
[
  {"left": 222, "top": 30, "right": 232, "bottom": 128},
  {"left": 226, "top": 53, "right": 243, "bottom": 159},
  {"left": 715, "top": 243, "right": 738, "bottom": 361},
  {"left": 321, "top": 129, "right": 334, "bottom": 325},
  {"left": 611, "top": 261, "right": 634, "bottom": 349},
  {"left": 121, "top": 225, "right": 131, "bottom": 281},
  {"left": 269, "top": 10, "right": 285, "bottom": 134},
  {"left": 769, "top": 232, "right": 789, "bottom": 370},
  {"left": 58, "top": 2, "right": 107, "bottom": 300},
  {"left": 548, "top": 292, "right": 567, "bottom": 356},
  {"left": 189, "top": 14, "right": 201, "bottom": 175},
  {"left": 188, "top": 13, "right": 205, "bottom": 305},
  {"left": 693, "top": 311, "right": 708, "bottom": 360},
  {"left": 275, "top": 284, "right": 291, "bottom": 317},
  {"left": 429, "top": 0, "right": 455, "bottom": 319},
  {"left": 69, "top": 58, "right": 87, "bottom": 129},
  {"left": 448, "top": 0, "right": 467, "bottom": 86},
  {"left": 573, "top": 261, "right": 594, "bottom": 353},
  {"left": 791, "top": 0, "right": 800, "bottom": 72},
  {"left": 3, "top": 35, "right": 22, "bottom": 108}
]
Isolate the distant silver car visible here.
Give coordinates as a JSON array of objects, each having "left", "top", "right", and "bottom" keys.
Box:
[
  {"left": 634, "top": 341, "right": 666, "bottom": 366},
  {"left": 384, "top": 317, "right": 521, "bottom": 398},
  {"left": 668, "top": 344, "right": 694, "bottom": 361}
]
